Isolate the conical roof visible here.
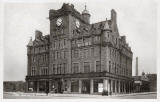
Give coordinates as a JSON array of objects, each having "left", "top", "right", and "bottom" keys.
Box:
[
  {"left": 27, "top": 37, "right": 33, "bottom": 46},
  {"left": 103, "top": 18, "right": 110, "bottom": 30}
]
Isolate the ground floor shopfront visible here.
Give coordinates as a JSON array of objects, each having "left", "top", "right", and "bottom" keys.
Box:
[{"left": 25, "top": 73, "right": 133, "bottom": 94}]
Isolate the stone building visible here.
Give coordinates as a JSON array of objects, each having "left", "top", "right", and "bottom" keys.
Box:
[{"left": 25, "top": 3, "right": 133, "bottom": 94}]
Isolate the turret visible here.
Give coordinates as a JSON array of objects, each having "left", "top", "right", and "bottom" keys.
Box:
[
  {"left": 27, "top": 37, "right": 33, "bottom": 47},
  {"left": 102, "top": 18, "right": 112, "bottom": 43},
  {"left": 82, "top": 4, "right": 90, "bottom": 24},
  {"left": 103, "top": 18, "right": 111, "bottom": 31},
  {"left": 27, "top": 37, "right": 33, "bottom": 54}
]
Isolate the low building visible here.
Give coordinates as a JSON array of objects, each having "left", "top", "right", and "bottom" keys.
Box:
[
  {"left": 146, "top": 74, "right": 157, "bottom": 92},
  {"left": 3, "top": 81, "right": 26, "bottom": 92},
  {"left": 133, "top": 72, "right": 157, "bottom": 92}
]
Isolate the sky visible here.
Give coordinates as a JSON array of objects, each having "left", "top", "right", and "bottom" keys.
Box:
[{"left": 3, "top": 0, "right": 157, "bottom": 81}]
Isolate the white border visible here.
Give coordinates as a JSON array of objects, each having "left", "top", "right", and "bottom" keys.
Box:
[{"left": 1, "top": 0, "right": 159, "bottom": 102}]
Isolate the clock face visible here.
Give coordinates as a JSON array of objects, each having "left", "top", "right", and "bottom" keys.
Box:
[
  {"left": 56, "top": 18, "right": 62, "bottom": 26},
  {"left": 76, "top": 19, "right": 80, "bottom": 28}
]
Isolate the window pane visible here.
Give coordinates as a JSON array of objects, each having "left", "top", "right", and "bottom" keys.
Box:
[
  {"left": 96, "top": 61, "right": 101, "bottom": 72},
  {"left": 84, "top": 62, "right": 90, "bottom": 73}
]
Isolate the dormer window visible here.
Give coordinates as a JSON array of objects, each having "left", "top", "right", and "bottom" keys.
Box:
[{"left": 75, "top": 19, "right": 80, "bottom": 28}]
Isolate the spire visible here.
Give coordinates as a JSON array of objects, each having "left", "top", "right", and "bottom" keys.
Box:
[
  {"left": 82, "top": 3, "right": 90, "bottom": 14},
  {"left": 82, "top": 3, "right": 90, "bottom": 24},
  {"left": 85, "top": 3, "right": 87, "bottom": 10},
  {"left": 103, "top": 18, "right": 110, "bottom": 31},
  {"left": 27, "top": 37, "right": 33, "bottom": 47}
]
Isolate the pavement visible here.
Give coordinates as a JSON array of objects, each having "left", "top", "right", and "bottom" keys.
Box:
[{"left": 3, "top": 92, "right": 157, "bottom": 99}]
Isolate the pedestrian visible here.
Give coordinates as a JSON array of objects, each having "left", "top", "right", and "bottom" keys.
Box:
[{"left": 46, "top": 88, "right": 49, "bottom": 96}]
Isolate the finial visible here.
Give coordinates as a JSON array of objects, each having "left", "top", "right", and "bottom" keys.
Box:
[{"left": 85, "top": 3, "right": 87, "bottom": 10}]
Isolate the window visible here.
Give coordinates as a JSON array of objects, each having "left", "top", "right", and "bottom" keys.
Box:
[
  {"left": 56, "top": 51, "right": 59, "bottom": 59},
  {"left": 116, "top": 38, "right": 117, "bottom": 45},
  {"left": 109, "top": 61, "right": 111, "bottom": 73},
  {"left": 32, "top": 56, "right": 36, "bottom": 62},
  {"left": 120, "top": 64, "right": 121, "bottom": 75},
  {"left": 96, "top": 61, "right": 101, "bottom": 72},
  {"left": 73, "top": 63, "right": 79, "bottom": 73},
  {"left": 52, "top": 52, "right": 55, "bottom": 60},
  {"left": 64, "top": 51, "right": 67, "bottom": 59},
  {"left": 64, "top": 39, "right": 66, "bottom": 46},
  {"left": 40, "top": 67, "right": 48, "bottom": 75},
  {"left": 59, "top": 40, "right": 61, "bottom": 48},
  {"left": 39, "top": 47, "right": 41, "bottom": 52},
  {"left": 117, "top": 64, "right": 119, "bottom": 74},
  {"left": 59, "top": 51, "right": 62, "bottom": 59},
  {"left": 79, "top": 49, "right": 82, "bottom": 58},
  {"left": 74, "top": 50, "right": 79, "bottom": 58},
  {"left": 60, "top": 64, "right": 63, "bottom": 74},
  {"left": 53, "top": 40, "right": 56, "bottom": 48},
  {"left": 94, "top": 36, "right": 100, "bottom": 42},
  {"left": 45, "top": 54, "right": 47, "bottom": 62},
  {"left": 84, "top": 62, "right": 90, "bottom": 73},
  {"left": 71, "top": 80, "right": 79, "bottom": 92},
  {"left": 43, "top": 55, "right": 45, "bottom": 62},
  {"left": 91, "top": 48, "right": 94, "bottom": 56},
  {"left": 95, "top": 48, "right": 100, "bottom": 56},
  {"left": 53, "top": 64, "right": 56, "bottom": 74},
  {"left": 84, "top": 49, "right": 89, "bottom": 58},
  {"left": 64, "top": 63, "right": 67, "bottom": 74},
  {"left": 108, "top": 32, "right": 110, "bottom": 38},
  {"left": 31, "top": 67, "right": 36, "bottom": 76},
  {"left": 84, "top": 40, "right": 89, "bottom": 46},
  {"left": 57, "top": 64, "right": 60, "bottom": 74},
  {"left": 112, "top": 62, "right": 114, "bottom": 73}
]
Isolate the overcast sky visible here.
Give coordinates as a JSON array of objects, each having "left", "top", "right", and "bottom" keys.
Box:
[{"left": 3, "top": 0, "right": 157, "bottom": 81}]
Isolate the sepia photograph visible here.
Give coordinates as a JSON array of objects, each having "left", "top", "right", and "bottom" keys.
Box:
[{"left": 2, "top": 0, "right": 158, "bottom": 100}]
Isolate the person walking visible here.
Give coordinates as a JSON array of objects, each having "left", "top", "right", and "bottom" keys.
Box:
[{"left": 45, "top": 88, "right": 49, "bottom": 96}]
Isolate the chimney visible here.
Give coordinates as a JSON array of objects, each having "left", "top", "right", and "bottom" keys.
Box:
[
  {"left": 111, "top": 9, "right": 119, "bottom": 35},
  {"left": 136, "top": 57, "right": 138, "bottom": 76},
  {"left": 35, "top": 30, "right": 42, "bottom": 40},
  {"left": 111, "top": 9, "right": 117, "bottom": 23}
]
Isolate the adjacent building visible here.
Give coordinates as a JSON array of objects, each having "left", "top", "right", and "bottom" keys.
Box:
[
  {"left": 3, "top": 81, "right": 26, "bottom": 92},
  {"left": 146, "top": 74, "right": 157, "bottom": 92},
  {"left": 25, "top": 3, "right": 133, "bottom": 94},
  {"left": 133, "top": 57, "right": 157, "bottom": 92},
  {"left": 133, "top": 72, "right": 157, "bottom": 92},
  {"left": 133, "top": 72, "right": 150, "bottom": 92}
]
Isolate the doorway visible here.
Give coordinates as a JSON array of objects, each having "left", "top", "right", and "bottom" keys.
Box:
[{"left": 82, "top": 80, "right": 90, "bottom": 94}]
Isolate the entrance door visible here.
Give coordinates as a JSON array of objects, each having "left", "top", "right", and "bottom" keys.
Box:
[
  {"left": 46, "top": 81, "right": 49, "bottom": 93},
  {"left": 82, "top": 80, "right": 90, "bottom": 94},
  {"left": 57, "top": 80, "right": 62, "bottom": 93}
]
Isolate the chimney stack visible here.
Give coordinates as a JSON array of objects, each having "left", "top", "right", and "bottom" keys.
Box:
[{"left": 136, "top": 57, "right": 138, "bottom": 76}]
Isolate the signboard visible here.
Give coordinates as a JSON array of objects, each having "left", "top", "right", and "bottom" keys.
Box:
[
  {"left": 134, "top": 81, "right": 142, "bottom": 85},
  {"left": 134, "top": 81, "right": 141, "bottom": 83},
  {"left": 98, "top": 83, "right": 103, "bottom": 92}
]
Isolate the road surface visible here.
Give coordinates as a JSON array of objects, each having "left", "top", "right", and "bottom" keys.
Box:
[{"left": 3, "top": 92, "right": 157, "bottom": 99}]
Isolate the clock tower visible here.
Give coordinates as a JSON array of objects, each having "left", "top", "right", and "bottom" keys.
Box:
[{"left": 48, "top": 3, "right": 89, "bottom": 76}]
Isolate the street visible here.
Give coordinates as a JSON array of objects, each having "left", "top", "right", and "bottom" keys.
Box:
[{"left": 3, "top": 92, "right": 157, "bottom": 99}]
